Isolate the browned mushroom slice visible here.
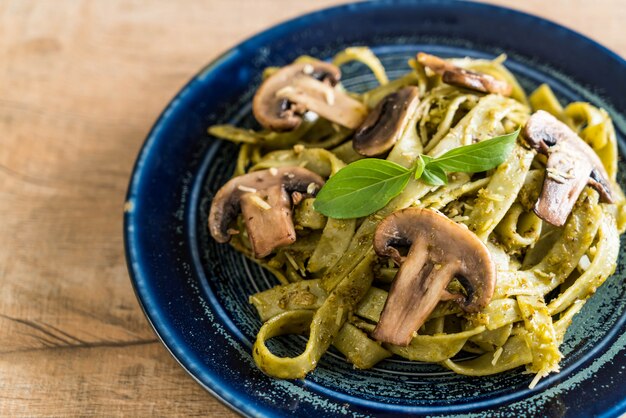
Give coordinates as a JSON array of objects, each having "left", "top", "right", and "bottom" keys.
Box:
[
  {"left": 523, "top": 110, "right": 613, "bottom": 226},
  {"left": 276, "top": 76, "right": 367, "bottom": 130},
  {"left": 441, "top": 70, "right": 511, "bottom": 96},
  {"left": 416, "top": 52, "right": 512, "bottom": 96},
  {"left": 208, "top": 167, "right": 325, "bottom": 258},
  {"left": 253, "top": 61, "right": 340, "bottom": 131},
  {"left": 252, "top": 60, "right": 366, "bottom": 131},
  {"left": 372, "top": 208, "right": 496, "bottom": 346},
  {"left": 352, "top": 86, "right": 420, "bottom": 156},
  {"left": 240, "top": 185, "right": 295, "bottom": 259}
]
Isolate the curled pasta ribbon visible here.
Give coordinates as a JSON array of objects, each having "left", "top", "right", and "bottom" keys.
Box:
[
  {"left": 466, "top": 144, "right": 535, "bottom": 241},
  {"left": 548, "top": 212, "right": 619, "bottom": 315},
  {"left": 253, "top": 252, "right": 375, "bottom": 379},
  {"left": 253, "top": 310, "right": 317, "bottom": 379},
  {"left": 531, "top": 189, "right": 602, "bottom": 292},
  {"left": 249, "top": 279, "right": 327, "bottom": 321},
  {"left": 565, "top": 102, "right": 617, "bottom": 180},
  {"left": 530, "top": 84, "right": 568, "bottom": 123},
  {"left": 332, "top": 46, "right": 389, "bottom": 85},
  {"left": 211, "top": 116, "right": 352, "bottom": 151},
  {"left": 334, "top": 323, "right": 391, "bottom": 369},
  {"left": 495, "top": 203, "right": 543, "bottom": 251},
  {"left": 307, "top": 218, "right": 356, "bottom": 273},
  {"left": 443, "top": 334, "right": 533, "bottom": 376},
  {"left": 210, "top": 116, "right": 316, "bottom": 147},
  {"left": 251, "top": 147, "right": 346, "bottom": 177},
  {"left": 234, "top": 144, "right": 254, "bottom": 176},
  {"left": 469, "top": 324, "right": 513, "bottom": 352},
  {"left": 386, "top": 327, "right": 486, "bottom": 362},
  {"left": 420, "top": 88, "right": 478, "bottom": 153}
]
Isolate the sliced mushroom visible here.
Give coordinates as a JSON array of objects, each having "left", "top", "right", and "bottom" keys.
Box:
[
  {"left": 253, "top": 61, "right": 367, "bottom": 131},
  {"left": 523, "top": 110, "right": 613, "bottom": 226},
  {"left": 352, "top": 86, "right": 420, "bottom": 156},
  {"left": 417, "top": 52, "right": 512, "bottom": 96},
  {"left": 372, "top": 208, "right": 496, "bottom": 346},
  {"left": 209, "top": 167, "right": 324, "bottom": 258}
]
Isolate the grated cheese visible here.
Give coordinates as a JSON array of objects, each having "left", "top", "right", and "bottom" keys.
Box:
[{"left": 237, "top": 185, "right": 257, "bottom": 193}]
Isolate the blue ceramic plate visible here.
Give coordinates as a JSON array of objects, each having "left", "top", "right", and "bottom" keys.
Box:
[{"left": 124, "top": 1, "right": 626, "bottom": 416}]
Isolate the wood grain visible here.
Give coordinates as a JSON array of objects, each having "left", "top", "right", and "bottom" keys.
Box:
[{"left": 0, "top": 0, "right": 624, "bottom": 416}]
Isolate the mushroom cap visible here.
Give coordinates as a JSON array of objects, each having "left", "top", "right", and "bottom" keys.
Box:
[
  {"left": 208, "top": 167, "right": 325, "bottom": 243},
  {"left": 372, "top": 208, "right": 496, "bottom": 346},
  {"left": 352, "top": 86, "right": 420, "bottom": 156},
  {"left": 523, "top": 110, "right": 613, "bottom": 226},
  {"left": 252, "top": 61, "right": 341, "bottom": 132}
]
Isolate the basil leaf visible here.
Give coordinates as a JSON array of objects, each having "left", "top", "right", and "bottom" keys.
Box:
[
  {"left": 420, "top": 164, "right": 448, "bottom": 186},
  {"left": 312, "top": 129, "right": 519, "bottom": 219},
  {"left": 428, "top": 129, "right": 519, "bottom": 173},
  {"left": 314, "top": 159, "right": 412, "bottom": 219}
]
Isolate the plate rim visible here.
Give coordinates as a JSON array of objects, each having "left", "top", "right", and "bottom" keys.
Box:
[{"left": 124, "top": 1, "right": 626, "bottom": 417}]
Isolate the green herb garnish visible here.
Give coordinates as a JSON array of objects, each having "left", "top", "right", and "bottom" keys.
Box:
[
  {"left": 312, "top": 159, "right": 412, "bottom": 219},
  {"left": 314, "top": 129, "right": 520, "bottom": 219}
]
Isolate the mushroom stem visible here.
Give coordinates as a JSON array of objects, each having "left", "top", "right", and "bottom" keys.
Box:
[
  {"left": 371, "top": 208, "right": 496, "bottom": 347},
  {"left": 372, "top": 242, "right": 456, "bottom": 346},
  {"left": 240, "top": 185, "right": 296, "bottom": 258}
]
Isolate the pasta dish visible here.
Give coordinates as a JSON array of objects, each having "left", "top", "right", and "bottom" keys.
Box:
[{"left": 206, "top": 48, "right": 625, "bottom": 387}]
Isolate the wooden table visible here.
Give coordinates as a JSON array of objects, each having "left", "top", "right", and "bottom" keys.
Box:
[{"left": 1, "top": 0, "right": 624, "bottom": 416}]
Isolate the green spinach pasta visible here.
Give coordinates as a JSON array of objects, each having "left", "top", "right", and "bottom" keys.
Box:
[{"left": 206, "top": 48, "right": 626, "bottom": 388}]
